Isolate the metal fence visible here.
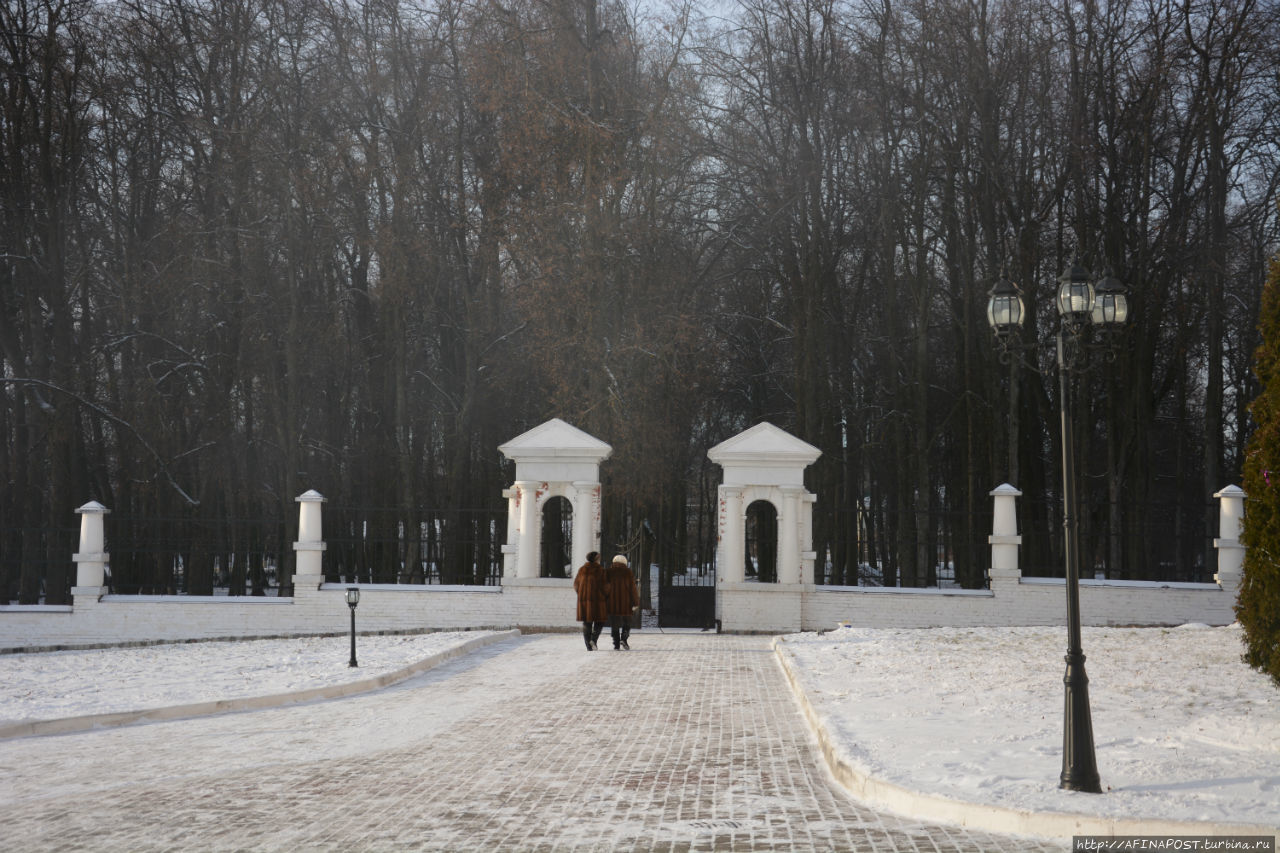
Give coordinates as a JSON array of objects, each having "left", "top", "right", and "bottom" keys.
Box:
[
  {"left": 1017, "top": 497, "right": 1216, "bottom": 583},
  {"left": 0, "top": 494, "right": 1227, "bottom": 603},
  {"left": 1, "top": 505, "right": 509, "bottom": 603},
  {"left": 106, "top": 514, "right": 290, "bottom": 596},
  {"left": 812, "top": 505, "right": 991, "bottom": 589},
  {"left": 322, "top": 507, "right": 506, "bottom": 586},
  {"left": 0, "top": 525, "right": 79, "bottom": 604},
  {"left": 812, "top": 496, "right": 1218, "bottom": 589}
]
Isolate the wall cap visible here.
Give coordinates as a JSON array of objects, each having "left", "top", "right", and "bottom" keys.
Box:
[
  {"left": 318, "top": 582, "right": 502, "bottom": 594},
  {"left": 813, "top": 584, "right": 993, "bottom": 598}
]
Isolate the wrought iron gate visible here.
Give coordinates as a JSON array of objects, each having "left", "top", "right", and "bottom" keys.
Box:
[
  {"left": 617, "top": 518, "right": 718, "bottom": 630},
  {"left": 658, "top": 570, "right": 717, "bottom": 629}
]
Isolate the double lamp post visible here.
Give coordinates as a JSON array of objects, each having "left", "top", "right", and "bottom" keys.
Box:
[{"left": 987, "top": 259, "right": 1129, "bottom": 794}]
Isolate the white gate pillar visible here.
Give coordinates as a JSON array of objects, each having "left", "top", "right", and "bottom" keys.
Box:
[
  {"left": 708, "top": 423, "right": 821, "bottom": 585},
  {"left": 801, "top": 492, "right": 818, "bottom": 584},
  {"left": 499, "top": 420, "right": 612, "bottom": 580},
  {"left": 502, "top": 487, "right": 519, "bottom": 577},
  {"left": 72, "top": 501, "right": 110, "bottom": 598},
  {"left": 988, "top": 484, "right": 1023, "bottom": 588},
  {"left": 292, "top": 490, "right": 327, "bottom": 582},
  {"left": 1213, "top": 485, "right": 1245, "bottom": 593}
]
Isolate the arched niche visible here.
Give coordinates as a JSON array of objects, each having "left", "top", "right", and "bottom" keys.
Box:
[
  {"left": 708, "top": 423, "right": 820, "bottom": 585},
  {"left": 499, "top": 419, "right": 612, "bottom": 580}
]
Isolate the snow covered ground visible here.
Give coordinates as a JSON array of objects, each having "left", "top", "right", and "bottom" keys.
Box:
[
  {"left": 778, "top": 623, "right": 1279, "bottom": 831},
  {"left": 1, "top": 624, "right": 1276, "bottom": 832},
  {"left": 0, "top": 631, "right": 502, "bottom": 723}
]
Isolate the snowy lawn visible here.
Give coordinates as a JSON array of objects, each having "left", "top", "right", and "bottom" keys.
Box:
[
  {"left": 2, "top": 625, "right": 1276, "bottom": 832},
  {"left": 777, "top": 623, "right": 1279, "bottom": 830},
  {"left": 0, "top": 631, "right": 501, "bottom": 724}
]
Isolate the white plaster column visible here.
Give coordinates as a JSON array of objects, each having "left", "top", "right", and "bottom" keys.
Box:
[
  {"left": 292, "top": 490, "right": 327, "bottom": 582},
  {"left": 778, "top": 486, "right": 803, "bottom": 584},
  {"left": 717, "top": 485, "right": 746, "bottom": 583},
  {"left": 571, "top": 481, "right": 601, "bottom": 571},
  {"left": 988, "top": 483, "right": 1022, "bottom": 585},
  {"left": 71, "top": 501, "right": 110, "bottom": 597},
  {"left": 515, "top": 481, "right": 541, "bottom": 579},
  {"left": 1213, "top": 485, "right": 1245, "bottom": 592}
]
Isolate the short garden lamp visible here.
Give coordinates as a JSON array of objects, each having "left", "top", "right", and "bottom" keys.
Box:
[{"left": 346, "top": 586, "right": 360, "bottom": 668}]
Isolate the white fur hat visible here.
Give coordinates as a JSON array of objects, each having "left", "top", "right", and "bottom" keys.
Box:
[{"left": 611, "top": 554, "right": 629, "bottom": 566}]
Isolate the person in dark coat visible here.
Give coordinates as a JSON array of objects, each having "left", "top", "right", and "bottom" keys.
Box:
[
  {"left": 603, "top": 553, "right": 639, "bottom": 650},
  {"left": 573, "top": 551, "right": 607, "bottom": 650}
]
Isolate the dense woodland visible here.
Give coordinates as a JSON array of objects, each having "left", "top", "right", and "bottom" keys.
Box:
[{"left": 3, "top": 0, "right": 1278, "bottom": 602}]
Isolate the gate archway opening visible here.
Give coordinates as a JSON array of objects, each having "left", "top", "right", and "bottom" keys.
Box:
[
  {"left": 745, "top": 499, "right": 778, "bottom": 582},
  {"left": 541, "top": 496, "right": 573, "bottom": 578}
]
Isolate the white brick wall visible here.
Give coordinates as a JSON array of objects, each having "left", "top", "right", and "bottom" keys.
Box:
[
  {"left": 0, "top": 580, "right": 581, "bottom": 651},
  {"left": 789, "top": 573, "right": 1235, "bottom": 633},
  {"left": 0, "top": 571, "right": 1238, "bottom": 650}
]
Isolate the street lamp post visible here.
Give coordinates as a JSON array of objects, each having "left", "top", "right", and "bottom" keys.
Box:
[
  {"left": 346, "top": 586, "right": 361, "bottom": 668},
  {"left": 988, "top": 260, "right": 1128, "bottom": 794}
]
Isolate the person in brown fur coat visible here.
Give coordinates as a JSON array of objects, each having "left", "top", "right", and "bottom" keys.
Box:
[
  {"left": 573, "top": 551, "right": 607, "bottom": 650},
  {"left": 604, "top": 554, "right": 639, "bottom": 650}
]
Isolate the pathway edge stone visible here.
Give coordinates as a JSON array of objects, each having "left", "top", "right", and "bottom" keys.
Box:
[
  {"left": 0, "top": 629, "right": 520, "bottom": 741},
  {"left": 771, "top": 635, "right": 1280, "bottom": 841}
]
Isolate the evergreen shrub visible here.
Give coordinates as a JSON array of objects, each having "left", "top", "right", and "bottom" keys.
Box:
[{"left": 1240, "top": 250, "right": 1280, "bottom": 687}]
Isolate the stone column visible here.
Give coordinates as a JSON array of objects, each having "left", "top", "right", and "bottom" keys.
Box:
[
  {"left": 71, "top": 501, "right": 111, "bottom": 600},
  {"left": 717, "top": 485, "right": 745, "bottom": 583},
  {"left": 778, "top": 486, "right": 803, "bottom": 584},
  {"left": 515, "top": 481, "right": 541, "bottom": 579},
  {"left": 571, "top": 481, "right": 601, "bottom": 571},
  {"left": 292, "top": 490, "right": 327, "bottom": 584},
  {"left": 1213, "top": 485, "right": 1246, "bottom": 593},
  {"left": 988, "top": 483, "right": 1023, "bottom": 588}
]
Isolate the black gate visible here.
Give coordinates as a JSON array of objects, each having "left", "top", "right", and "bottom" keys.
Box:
[
  {"left": 616, "top": 519, "right": 718, "bottom": 631},
  {"left": 659, "top": 570, "right": 717, "bottom": 629}
]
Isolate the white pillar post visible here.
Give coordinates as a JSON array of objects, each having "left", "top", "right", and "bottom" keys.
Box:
[
  {"left": 571, "top": 481, "right": 601, "bottom": 571},
  {"left": 779, "top": 486, "right": 803, "bottom": 584},
  {"left": 717, "top": 485, "right": 746, "bottom": 583},
  {"left": 988, "top": 483, "right": 1022, "bottom": 586},
  {"left": 801, "top": 492, "right": 818, "bottom": 584},
  {"left": 501, "top": 487, "right": 519, "bottom": 578},
  {"left": 72, "top": 501, "right": 110, "bottom": 597},
  {"left": 515, "top": 481, "right": 541, "bottom": 579},
  {"left": 292, "top": 490, "right": 327, "bottom": 583},
  {"left": 1213, "top": 485, "right": 1246, "bottom": 591}
]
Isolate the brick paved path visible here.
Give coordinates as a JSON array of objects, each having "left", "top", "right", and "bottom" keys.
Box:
[{"left": 0, "top": 633, "right": 1067, "bottom": 851}]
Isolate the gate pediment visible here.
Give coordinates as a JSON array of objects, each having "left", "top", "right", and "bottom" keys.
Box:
[{"left": 708, "top": 422, "right": 820, "bottom": 487}]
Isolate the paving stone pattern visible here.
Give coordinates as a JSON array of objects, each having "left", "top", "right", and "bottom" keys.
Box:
[{"left": 0, "top": 633, "right": 1068, "bottom": 852}]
